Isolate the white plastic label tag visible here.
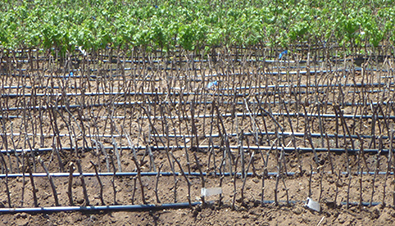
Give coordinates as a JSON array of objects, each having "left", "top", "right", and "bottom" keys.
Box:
[
  {"left": 201, "top": 187, "right": 222, "bottom": 197},
  {"left": 305, "top": 197, "right": 320, "bottom": 212}
]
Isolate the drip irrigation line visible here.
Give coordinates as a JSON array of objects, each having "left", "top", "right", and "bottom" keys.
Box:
[
  {"left": 2, "top": 82, "right": 394, "bottom": 99},
  {"left": 1, "top": 89, "right": 330, "bottom": 98},
  {"left": 0, "top": 115, "right": 128, "bottom": 119},
  {"left": 4, "top": 57, "right": 393, "bottom": 75},
  {"left": 8, "top": 65, "right": 205, "bottom": 77},
  {"left": 0, "top": 58, "right": 344, "bottom": 66},
  {"left": 4, "top": 44, "right": 391, "bottom": 57},
  {"left": 341, "top": 201, "right": 381, "bottom": 207},
  {"left": 2, "top": 67, "right": 393, "bottom": 90},
  {"left": 2, "top": 68, "right": 394, "bottom": 85},
  {"left": 5, "top": 70, "right": 191, "bottom": 79},
  {"left": 3, "top": 79, "right": 394, "bottom": 98},
  {"left": 0, "top": 115, "right": 21, "bottom": 119},
  {"left": 2, "top": 53, "right": 392, "bottom": 70},
  {"left": 0, "top": 100, "right": 167, "bottom": 112},
  {"left": 2, "top": 85, "right": 37, "bottom": 89},
  {"left": 0, "top": 132, "right": 124, "bottom": 137},
  {"left": 261, "top": 200, "right": 381, "bottom": 207},
  {"left": 1, "top": 91, "right": 191, "bottom": 98},
  {"left": 172, "top": 67, "right": 366, "bottom": 80},
  {"left": 0, "top": 56, "right": 334, "bottom": 65},
  {"left": 348, "top": 88, "right": 395, "bottom": 94},
  {"left": 223, "top": 80, "right": 395, "bottom": 91},
  {"left": 1, "top": 171, "right": 392, "bottom": 179},
  {"left": 0, "top": 90, "right": 320, "bottom": 98},
  {"left": 1, "top": 98, "right": 395, "bottom": 113},
  {"left": 0, "top": 201, "right": 203, "bottom": 213},
  {"left": 1, "top": 85, "right": 89, "bottom": 90},
  {"left": 153, "top": 131, "right": 390, "bottom": 140},
  {"left": 7, "top": 65, "right": 393, "bottom": 80},
  {"left": 7, "top": 78, "right": 395, "bottom": 98},
  {"left": 6, "top": 109, "right": 381, "bottom": 121},
  {"left": 0, "top": 200, "right": 381, "bottom": 214},
  {"left": 140, "top": 111, "right": 395, "bottom": 120},
  {"left": 1, "top": 130, "right": 392, "bottom": 141},
  {"left": 1, "top": 144, "right": 393, "bottom": 155},
  {"left": 3, "top": 68, "right": 394, "bottom": 91},
  {"left": 1, "top": 171, "right": 249, "bottom": 178},
  {"left": 269, "top": 66, "right": 394, "bottom": 72},
  {"left": 4, "top": 110, "right": 387, "bottom": 121}
]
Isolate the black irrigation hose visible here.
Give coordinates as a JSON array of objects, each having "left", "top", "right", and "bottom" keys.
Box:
[
  {"left": 0, "top": 76, "right": 395, "bottom": 92},
  {"left": 0, "top": 126, "right": 389, "bottom": 139},
  {"left": 9, "top": 88, "right": 377, "bottom": 99},
  {"left": 6, "top": 65, "right": 204, "bottom": 76},
  {"left": 0, "top": 200, "right": 381, "bottom": 214},
  {"left": 0, "top": 171, "right": 392, "bottom": 179},
  {"left": 1, "top": 99, "right": 395, "bottom": 113},
  {"left": 4, "top": 51, "right": 393, "bottom": 64},
  {"left": 1, "top": 145, "right": 393, "bottom": 155},
  {"left": 263, "top": 200, "right": 382, "bottom": 207},
  {"left": 1, "top": 82, "right": 395, "bottom": 98},
  {"left": 225, "top": 80, "right": 395, "bottom": 91},
  {"left": 0, "top": 202, "right": 203, "bottom": 213},
  {"left": 0, "top": 89, "right": 329, "bottom": 98},
  {"left": 3, "top": 110, "right": 394, "bottom": 121},
  {"left": 5, "top": 65, "right": 394, "bottom": 80},
  {"left": 154, "top": 131, "right": 391, "bottom": 140},
  {"left": 4, "top": 111, "right": 386, "bottom": 120},
  {"left": 2, "top": 67, "right": 393, "bottom": 85},
  {"left": 4, "top": 43, "right": 391, "bottom": 53},
  {"left": 140, "top": 111, "right": 395, "bottom": 120},
  {"left": 1, "top": 130, "right": 393, "bottom": 141}
]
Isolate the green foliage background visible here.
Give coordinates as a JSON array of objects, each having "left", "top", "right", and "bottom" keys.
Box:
[{"left": 0, "top": 0, "right": 394, "bottom": 53}]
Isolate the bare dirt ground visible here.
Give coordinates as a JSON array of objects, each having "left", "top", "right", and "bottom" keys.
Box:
[{"left": 1, "top": 52, "right": 395, "bottom": 225}]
